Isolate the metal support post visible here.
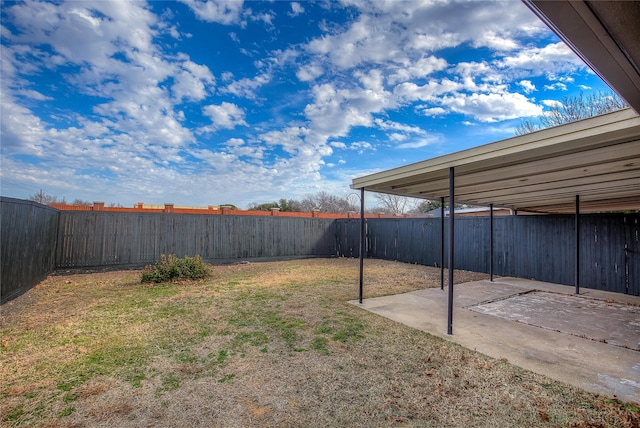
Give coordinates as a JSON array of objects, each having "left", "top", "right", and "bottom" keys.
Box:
[
  {"left": 489, "top": 203, "right": 494, "bottom": 282},
  {"left": 575, "top": 195, "right": 580, "bottom": 295},
  {"left": 440, "top": 197, "right": 445, "bottom": 290},
  {"left": 447, "top": 167, "right": 455, "bottom": 335},
  {"left": 359, "top": 187, "right": 365, "bottom": 303}
]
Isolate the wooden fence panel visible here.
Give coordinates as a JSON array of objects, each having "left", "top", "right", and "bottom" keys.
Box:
[
  {"left": 1, "top": 197, "right": 59, "bottom": 303},
  {"left": 339, "top": 213, "right": 638, "bottom": 294},
  {"left": 625, "top": 215, "right": 640, "bottom": 296},
  {"left": 55, "top": 212, "right": 338, "bottom": 268}
]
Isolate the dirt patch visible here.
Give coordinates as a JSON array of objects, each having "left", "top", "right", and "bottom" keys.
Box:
[{"left": 1, "top": 258, "right": 638, "bottom": 427}]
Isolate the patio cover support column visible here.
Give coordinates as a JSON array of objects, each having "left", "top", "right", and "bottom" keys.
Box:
[
  {"left": 359, "top": 187, "right": 365, "bottom": 304},
  {"left": 440, "top": 197, "right": 445, "bottom": 290},
  {"left": 490, "top": 203, "right": 494, "bottom": 282},
  {"left": 575, "top": 195, "right": 580, "bottom": 295},
  {"left": 447, "top": 167, "right": 455, "bottom": 335}
]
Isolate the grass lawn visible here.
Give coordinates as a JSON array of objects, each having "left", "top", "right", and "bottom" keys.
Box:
[{"left": 1, "top": 258, "right": 638, "bottom": 427}]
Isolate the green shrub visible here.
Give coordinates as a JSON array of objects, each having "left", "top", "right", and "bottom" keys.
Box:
[{"left": 141, "top": 254, "right": 210, "bottom": 283}]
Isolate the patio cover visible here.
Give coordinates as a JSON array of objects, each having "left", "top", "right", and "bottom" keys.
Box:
[
  {"left": 351, "top": 0, "right": 640, "bottom": 335},
  {"left": 351, "top": 108, "right": 640, "bottom": 214}
]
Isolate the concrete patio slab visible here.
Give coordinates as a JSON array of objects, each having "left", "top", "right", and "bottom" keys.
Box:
[{"left": 350, "top": 277, "right": 640, "bottom": 403}]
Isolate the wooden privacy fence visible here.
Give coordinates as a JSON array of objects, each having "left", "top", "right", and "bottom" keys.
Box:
[
  {"left": 1, "top": 197, "right": 59, "bottom": 303},
  {"left": 2, "top": 197, "right": 638, "bottom": 304},
  {"left": 335, "top": 213, "right": 639, "bottom": 295},
  {"left": 56, "top": 211, "right": 338, "bottom": 268}
]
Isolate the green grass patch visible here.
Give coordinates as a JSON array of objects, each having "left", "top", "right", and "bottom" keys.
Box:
[
  {"left": 232, "top": 331, "right": 270, "bottom": 350},
  {"left": 6, "top": 405, "right": 25, "bottom": 422},
  {"left": 332, "top": 325, "right": 365, "bottom": 343},
  {"left": 62, "top": 393, "right": 79, "bottom": 404},
  {"left": 218, "top": 373, "right": 236, "bottom": 383},
  {"left": 126, "top": 372, "right": 146, "bottom": 388},
  {"left": 215, "top": 349, "right": 228, "bottom": 364},
  {"left": 57, "top": 406, "right": 75, "bottom": 418},
  {"left": 159, "top": 373, "right": 181, "bottom": 392},
  {"left": 176, "top": 349, "right": 199, "bottom": 364},
  {"left": 314, "top": 324, "right": 335, "bottom": 335},
  {"left": 310, "top": 337, "right": 330, "bottom": 355}
]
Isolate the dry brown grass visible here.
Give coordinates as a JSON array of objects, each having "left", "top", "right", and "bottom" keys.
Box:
[{"left": 1, "top": 258, "right": 638, "bottom": 427}]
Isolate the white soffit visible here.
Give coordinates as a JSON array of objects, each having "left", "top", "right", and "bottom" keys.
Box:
[{"left": 352, "top": 109, "right": 640, "bottom": 214}]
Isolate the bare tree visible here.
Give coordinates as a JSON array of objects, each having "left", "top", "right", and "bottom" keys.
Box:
[
  {"left": 247, "top": 192, "right": 357, "bottom": 213},
  {"left": 28, "top": 189, "right": 65, "bottom": 205},
  {"left": 71, "top": 198, "right": 93, "bottom": 206},
  {"left": 373, "top": 193, "right": 420, "bottom": 216},
  {"left": 28, "top": 190, "right": 101, "bottom": 206},
  {"left": 514, "top": 119, "right": 540, "bottom": 136},
  {"left": 299, "top": 191, "right": 358, "bottom": 213},
  {"left": 515, "top": 91, "right": 627, "bottom": 135}
]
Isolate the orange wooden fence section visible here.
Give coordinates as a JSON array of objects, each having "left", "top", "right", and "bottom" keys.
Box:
[{"left": 49, "top": 202, "right": 422, "bottom": 219}]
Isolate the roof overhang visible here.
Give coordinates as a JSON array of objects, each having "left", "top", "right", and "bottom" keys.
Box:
[
  {"left": 352, "top": 109, "right": 640, "bottom": 214},
  {"left": 523, "top": 0, "right": 640, "bottom": 114}
]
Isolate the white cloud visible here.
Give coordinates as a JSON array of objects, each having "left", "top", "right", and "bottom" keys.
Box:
[
  {"left": 542, "top": 99, "right": 563, "bottom": 108},
  {"left": 0, "top": 93, "right": 48, "bottom": 155},
  {"left": 373, "top": 118, "right": 424, "bottom": 134},
  {"left": 6, "top": 1, "right": 157, "bottom": 67},
  {"left": 304, "top": 84, "right": 369, "bottom": 137},
  {"left": 260, "top": 126, "right": 307, "bottom": 154},
  {"left": 306, "top": 0, "right": 544, "bottom": 71},
  {"left": 250, "top": 11, "right": 275, "bottom": 26},
  {"left": 396, "top": 137, "right": 438, "bottom": 149},
  {"left": 202, "top": 102, "right": 248, "bottom": 130},
  {"left": 389, "top": 133, "right": 407, "bottom": 142},
  {"left": 498, "top": 42, "right": 586, "bottom": 76},
  {"left": 349, "top": 141, "right": 373, "bottom": 154},
  {"left": 544, "top": 82, "right": 567, "bottom": 91},
  {"left": 179, "top": 0, "right": 244, "bottom": 25},
  {"left": 393, "top": 79, "right": 463, "bottom": 102},
  {"left": 223, "top": 73, "right": 271, "bottom": 99},
  {"left": 518, "top": 80, "right": 536, "bottom": 94},
  {"left": 439, "top": 92, "right": 543, "bottom": 122},
  {"left": 172, "top": 60, "right": 216, "bottom": 102},
  {"left": 14, "top": 89, "right": 53, "bottom": 101},
  {"left": 387, "top": 56, "right": 448, "bottom": 85},
  {"left": 289, "top": 2, "right": 304, "bottom": 17},
  {"left": 419, "top": 107, "right": 446, "bottom": 116},
  {"left": 225, "top": 138, "right": 245, "bottom": 146},
  {"left": 296, "top": 64, "right": 323, "bottom": 82},
  {"left": 473, "top": 31, "right": 519, "bottom": 51}
]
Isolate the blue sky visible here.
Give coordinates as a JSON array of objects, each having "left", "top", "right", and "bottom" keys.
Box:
[{"left": 1, "top": 0, "right": 612, "bottom": 208}]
